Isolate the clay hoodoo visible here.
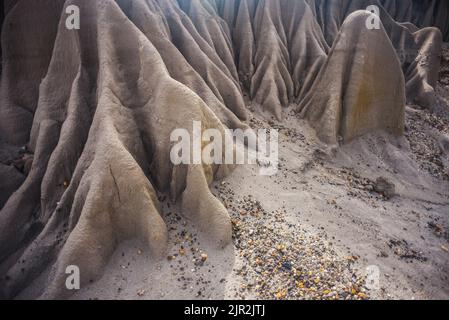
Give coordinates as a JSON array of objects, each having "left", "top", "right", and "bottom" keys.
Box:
[{"left": 297, "top": 10, "right": 405, "bottom": 144}]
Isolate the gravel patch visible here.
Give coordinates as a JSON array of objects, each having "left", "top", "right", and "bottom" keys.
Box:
[{"left": 216, "top": 184, "right": 370, "bottom": 300}]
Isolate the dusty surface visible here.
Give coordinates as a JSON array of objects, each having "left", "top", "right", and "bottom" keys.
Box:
[{"left": 1, "top": 1, "right": 449, "bottom": 300}]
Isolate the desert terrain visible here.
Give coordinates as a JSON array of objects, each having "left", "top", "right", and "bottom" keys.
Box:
[{"left": 0, "top": 0, "right": 448, "bottom": 300}]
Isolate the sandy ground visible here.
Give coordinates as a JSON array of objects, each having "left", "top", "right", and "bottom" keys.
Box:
[{"left": 18, "top": 48, "right": 449, "bottom": 301}]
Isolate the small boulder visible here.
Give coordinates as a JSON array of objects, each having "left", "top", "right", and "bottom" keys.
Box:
[{"left": 374, "top": 177, "right": 396, "bottom": 199}]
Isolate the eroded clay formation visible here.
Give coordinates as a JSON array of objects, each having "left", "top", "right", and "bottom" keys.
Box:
[{"left": 0, "top": 0, "right": 446, "bottom": 298}]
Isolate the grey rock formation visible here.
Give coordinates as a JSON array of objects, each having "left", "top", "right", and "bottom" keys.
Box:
[{"left": 0, "top": 0, "right": 446, "bottom": 299}]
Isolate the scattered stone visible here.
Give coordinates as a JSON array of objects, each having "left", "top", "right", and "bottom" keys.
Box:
[
  {"left": 374, "top": 177, "right": 396, "bottom": 199},
  {"left": 179, "top": 247, "right": 186, "bottom": 256},
  {"left": 388, "top": 239, "right": 427, "bottom": 262}
]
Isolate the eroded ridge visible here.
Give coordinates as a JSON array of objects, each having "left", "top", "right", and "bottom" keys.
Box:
[{"left": 0, "top": 0, "right": 446, "bottom": 298}]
